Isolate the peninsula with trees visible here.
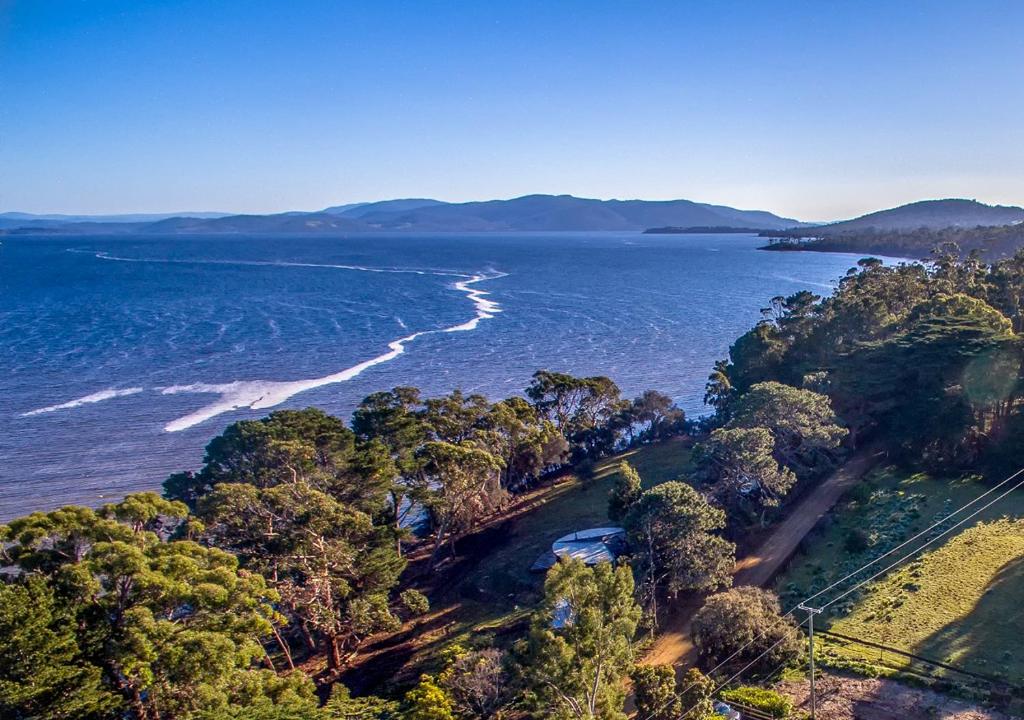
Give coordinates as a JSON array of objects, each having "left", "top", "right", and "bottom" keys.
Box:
[{"left": 761, "top": 198, "right": 1024, "bottom": 259}]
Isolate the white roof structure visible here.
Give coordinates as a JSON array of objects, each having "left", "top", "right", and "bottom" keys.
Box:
[{"left": 531, "top": 526, "right": 627, "bottom": 571}]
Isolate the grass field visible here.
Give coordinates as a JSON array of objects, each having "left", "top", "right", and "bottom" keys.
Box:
[
  {"left": 355, "top": 439, "right": 693, "bottom": 691},
  {"left": 776, "top": 467, "right": 1024, "bottom": 686},
  {"left": 458, "top": 438, "right": 693, "bottom": 602}
]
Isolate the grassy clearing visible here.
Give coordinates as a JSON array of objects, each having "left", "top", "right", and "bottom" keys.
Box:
[
  {"left": 367, "top": 440, "right": 692, "bottom": 690},
  {"left": 459, "top": 438, "right": 692, "bottom": 601},
  {"left": 830, "top": 519, "right": 1024, "bottom": 680},
  {"left": 776, "top": 466, "right": 1024, "bottom": 684}
]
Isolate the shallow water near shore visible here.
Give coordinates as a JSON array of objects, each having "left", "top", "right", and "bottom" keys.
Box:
[{"left": 0, "top": 232, "right": 886, "bottom": 519}]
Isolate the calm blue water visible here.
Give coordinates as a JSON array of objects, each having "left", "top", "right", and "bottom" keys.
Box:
[{"left": 0, "top": 233, "right": 876, "bottom": 519}]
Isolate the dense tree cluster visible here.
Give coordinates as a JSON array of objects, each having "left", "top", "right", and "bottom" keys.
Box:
[
  {"left": 763, "top": 224, "right": 1024, "bottom": 260},
  {"left": 0, "top": 494, "right": 321, "bottom": 720},
  {"left": 708, "top": 249, "right": 1023, "bottom": 472},
  {"left": 1, "top": 375, "right": 687, "bottom": 719}
]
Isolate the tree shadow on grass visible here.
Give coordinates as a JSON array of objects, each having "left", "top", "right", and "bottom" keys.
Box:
[{"left": 915, "top": 554, "right": 1024, "bottom": 686}]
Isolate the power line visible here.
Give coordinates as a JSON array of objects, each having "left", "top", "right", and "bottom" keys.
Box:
[
  {"left": 800, "top": 465, "right": 1024, "bottom": 608},
  {"left": 661, "top": 463, "right": 1024, "bottom": 720},
  {"left": 820, "top": 470, "right": 1024, "bottom": 610}
]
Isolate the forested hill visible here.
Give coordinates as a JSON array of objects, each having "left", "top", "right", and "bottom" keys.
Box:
[
  {"left": 1, "top": 194, "right": 804, "bottom": 234},
  {"left": 793, "top": 199, "right": 1024, "bottom": 235},
  {"left": 762, "top": 223, "right": 1024, "bottom": 260},
  {"left": 760, "top": 199, "right": 1024, "bottom": 259}
]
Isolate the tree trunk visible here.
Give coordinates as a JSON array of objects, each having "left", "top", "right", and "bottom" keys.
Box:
[
  {"left": 327, "top": 634, "right": 344, "bottom": 673},
  {"left": 428, "top": 517, "right": 451, "bottom": 570},
  {"left": 300, "top": 621, "right": 317, "bottom": 650},
  {"left": 392, "top": 490, "right": 404, "bottom": 557},
  {"left": 271, "top": 625, "right": 295, "bottom": 670},
  {"left": 129, "top": 687, "right": 150, "bottom": 720}
]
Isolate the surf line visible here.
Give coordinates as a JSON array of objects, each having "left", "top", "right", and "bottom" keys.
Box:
[
  {"left": 159, "top": 271, "right": 505, "bottom": 432},
  {"left": 21, "top": 387, "right": 145, "bottom": 417},
  {"left": 23, "top": 253, "right": 507, "bottom": 430}
]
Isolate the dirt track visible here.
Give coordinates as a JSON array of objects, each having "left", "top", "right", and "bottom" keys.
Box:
[{"left": 644, "top": 446, "right": 883, "bottom": 668}]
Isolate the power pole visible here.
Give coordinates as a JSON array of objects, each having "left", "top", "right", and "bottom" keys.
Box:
[{"left": 798, "top": 604, "right": 823, "bottom": 720}]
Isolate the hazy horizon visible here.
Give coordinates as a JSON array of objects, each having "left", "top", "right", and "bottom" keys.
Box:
[
  {"left": 3, "top": 1, "right": 1023, "bottom": 219},
  {"left": 4, "top": 193, "right": 1023, "bottom": 227}
]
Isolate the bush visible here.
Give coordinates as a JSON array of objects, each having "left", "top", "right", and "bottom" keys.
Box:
[
  {"left": 845, "top": 482, "right": 873, "bottom": 505},
  {"left": 631, "top": 664, "right": 680, "bottom": 720},
  {"left": 575, "top": 458, "right": 597, "bottom": 482},
  {"left": 692, "top": 587, "right": 802, "bottom": 677},
  {"left": 843, "top": 527, "right": 870, "bottom": 553},
  {"left": 400, "top": 589, "right": 431, "bottom": 617},
  {"left": 720, "top": 686, "right": 793, "bottom": 718}
]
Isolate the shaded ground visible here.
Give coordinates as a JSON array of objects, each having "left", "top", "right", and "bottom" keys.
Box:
[
  {"left": 340, "top": 439, "right": 693, "bottom": 694},
  {"left": 644, "top": 445, "right": 883, "bottom": 668},
  {"left": 777, "top": 671, "right": 1020, "bottom": 720}
]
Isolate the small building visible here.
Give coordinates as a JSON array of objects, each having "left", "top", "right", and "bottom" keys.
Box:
[{"left": 530, "top": 526, "right": 627, "bottom": 572}]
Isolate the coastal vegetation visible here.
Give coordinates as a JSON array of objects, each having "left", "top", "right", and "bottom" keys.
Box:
[
  {"left": 763, "top": 225, "right": 1024, "bottom": 260},
  {"left": 761, "top": 199, "right": 1024, "bottom": 259},
  {"left": 5, "top": 246, "right": 1024, "bottom": 718}
]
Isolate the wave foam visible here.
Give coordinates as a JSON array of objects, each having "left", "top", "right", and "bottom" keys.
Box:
[
  {"left": 47, "top": 251, "right": 507, "bottom": 432},
  {"left": 22, "top": 387, "right": 144, "bottom": 417},
  {"left": 160, "top": 271, "right": 505, "bottom": 432}
]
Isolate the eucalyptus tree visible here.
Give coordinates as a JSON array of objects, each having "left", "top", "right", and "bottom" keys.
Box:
[
  {"left": 196, "top": 480, "right": 411, "bottom": 672},
  {"left": 0, "top": 495, "right": 316, "bottom": 720},
  {"left": 521, "top": 559, "right": 641, "bottom": 720},
  {"left": 693, "top": 428, "right": 796, "bottom": 525},
  {"left": 351, "top": 388, "right": 431, "bottom": 540},
  {"left": 526, "top": 371, "right": 627, "bottom": 458},
  {"left": 729, "top": 381, "right": 847, "bottom": 473},
  {"left": 607, "top": 461, "right": 642, "bottom": 523},
  {"left": 692, "top": 587, "right": 801, "bottom": 678},
  {"left": 417, "top": 441, "right": 505, "bottom": 567},
  {"left": 623, "top": 481, "right": 734, "bottom": 624},
  {"left": 479, "top": 396, "right": 567, "bottom": 490}
]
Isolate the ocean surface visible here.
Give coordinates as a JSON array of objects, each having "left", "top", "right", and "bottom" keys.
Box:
[{"left": 0, "top": 233, "right": 882, "bottom": 520}]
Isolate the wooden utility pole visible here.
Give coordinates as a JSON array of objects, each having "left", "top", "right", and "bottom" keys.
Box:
[{"left": 799, "top": 604, "right": 823, "bottom": 720}]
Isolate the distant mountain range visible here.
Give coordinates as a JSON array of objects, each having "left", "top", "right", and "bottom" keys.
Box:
[
  {"left": 5, "top": 196, "right": 1022, "bottom": 238},
  {"left": 0, "top": 210, "right": 232, "bottom": 231},
  {"left": 0, "top": 195, "right": 804, "bottom": 234}
]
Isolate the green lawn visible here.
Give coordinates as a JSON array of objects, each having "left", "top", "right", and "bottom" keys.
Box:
[{"left": 776, "top": 467, "right": 1024, "bottom": 685}]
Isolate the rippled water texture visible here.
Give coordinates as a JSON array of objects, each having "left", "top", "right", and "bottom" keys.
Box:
[{"left": 0, "top": 232, "right": 884, "bottom": 518}]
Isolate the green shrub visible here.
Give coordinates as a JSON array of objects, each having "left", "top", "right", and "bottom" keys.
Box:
[
  {"left": 843, "top": 527, "right": 870, "bottom": 553},
  {"left": 845, "top": 482, "right": 873, "bottom": 505},
  {"left": 719, "top": 686, "right": 793, "bottom": 718}
]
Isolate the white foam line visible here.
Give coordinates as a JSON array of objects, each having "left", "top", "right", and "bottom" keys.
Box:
[
  {"left": 771, "top": 274, "right": 837, "bottom": 290},
  {"left": 157, "top": 271, "right": 506, "bottom": 432},
  {"left": 22, "top": 387, "right": 144, "bottom": 417},
  {"left": 85, "top": 250, "right": 438, "bottom": 277},
  {"left": 51, "top": 251, "right": 508, "bottom": 431}
]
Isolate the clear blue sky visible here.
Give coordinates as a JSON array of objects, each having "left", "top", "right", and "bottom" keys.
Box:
[{"left": 2, "top": 1, "right": 1022, "bottom": 220}]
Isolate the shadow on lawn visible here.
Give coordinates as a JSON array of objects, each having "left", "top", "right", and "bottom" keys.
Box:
[{"left": 915, "top": 554, "right": 1024, "bottom": 685}]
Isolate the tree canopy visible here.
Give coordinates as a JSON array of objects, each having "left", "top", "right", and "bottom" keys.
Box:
[{"left": 520, "top": 559, "right": 641, "bottom": 720}]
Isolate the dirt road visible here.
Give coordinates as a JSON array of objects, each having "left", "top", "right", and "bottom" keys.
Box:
[{"left": 644, "top": 446, "right": 882, "bottom": 668}]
